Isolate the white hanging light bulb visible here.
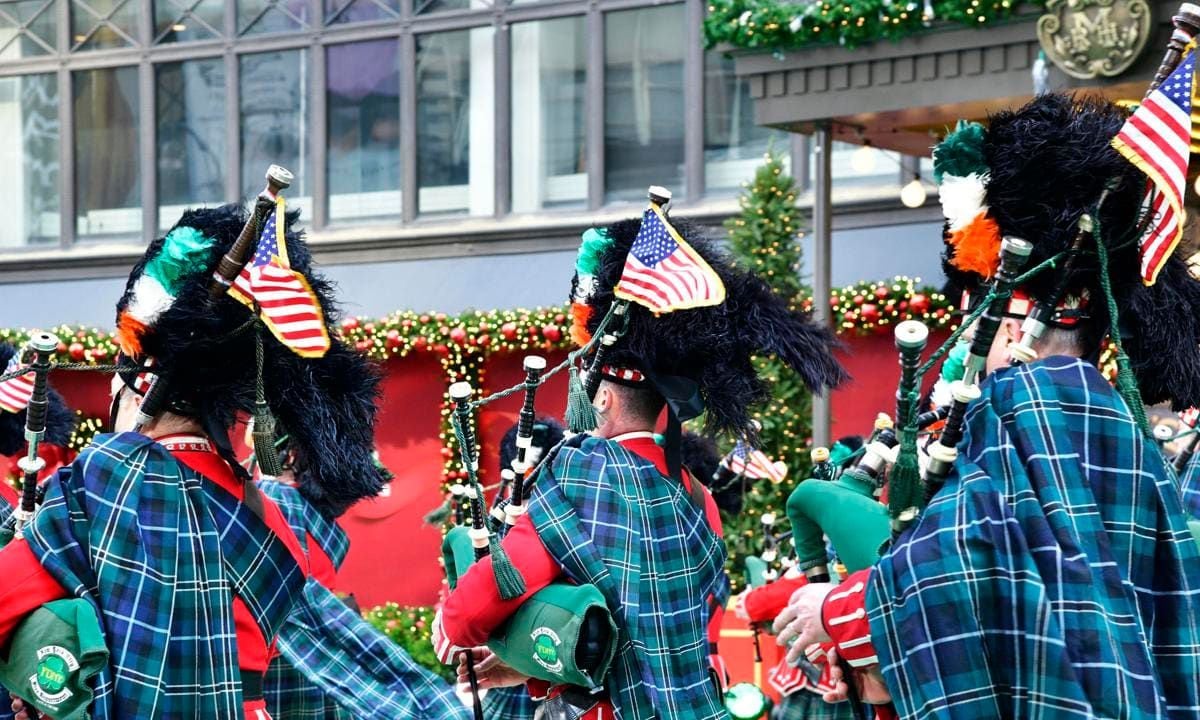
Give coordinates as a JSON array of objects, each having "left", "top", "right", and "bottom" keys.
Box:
[
  {"left": 851, "top": 142, "right": 877, "bottom": 173},
  {"left": 901, "top": 176, "right": 927, "bottom": 208}
]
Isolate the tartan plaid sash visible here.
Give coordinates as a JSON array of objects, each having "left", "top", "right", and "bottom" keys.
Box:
[
  {"left": 1179, "top": 448, "right": 1200, "bottom": 520},
  {"left": 868, "top": 357, "right": 1200, "bottom": 719},
  {"left": 528, "top": 436, "right": 729, "bottom": 720},
  {"left": 24, "top": 432, "right": 304, "bottom": 719},
  {"left": 482, "top": 686, "right": 538, "bottom": 719},
  {"left": 259, "top": 479, "right": 350, "bottom": 568},
  {"left": 274, "top": 576, "right": 469, "bottom": 720}
]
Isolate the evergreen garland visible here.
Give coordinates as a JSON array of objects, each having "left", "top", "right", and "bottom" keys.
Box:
[{"left": 704, "top": 0, "right": 1038, "bottom": 53}]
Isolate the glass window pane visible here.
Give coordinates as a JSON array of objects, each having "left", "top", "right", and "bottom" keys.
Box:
[
  {"left": 75, "top": 67, "right": 141, "bottom": 241},
  {"left": 510, "top": 16, "right": 586, "bottom": 214},
  {"left": 327, "top": 39, "right": 400, "bottom": 223},
  {"left": 704, "top": 51, "right": 789, "bottom": 194},
  {"left": 0, "top": 74, "right": 59, "bottom": 247},
  {"left": 325, "top": 0, "right": 399, "bottom": 24},
  {"left": 238, "top": 0, "right": 308, "bottom": 35},
  {"left": 157, "top": 59, "right": 227, "bottom": 231},
  {"left": 71, "top": 0, "right": 139, "bottom": 50},
  {"left": 604, "top": 4, "right": 685, "bottom": 204},
  {"left": 416, "top": 28, "right": 495, "bottom": 217},
  {"left": 154, "top": 0, "right": 223, "bottom": 43},
  {"left": 241, "top": 49, "right": 311, "bottom": 217},
  {"left": 0, "top": 1, "right": 57, "bottom": 59},
  {"left": 415, "top": 0, "right": 490, "bottom": 15}
]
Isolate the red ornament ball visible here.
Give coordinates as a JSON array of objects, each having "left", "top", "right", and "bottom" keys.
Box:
[
  {"left": 449, "top": 327, "right": 468, "bottom": 344},
  {"left": 68, "top": 343, "right": 85, "bottom": 361},
  {"left": 860, "top": 303, "right": 880, "bottom": 323},
  {"left": 909, "top": 293, "right": 930, "bottom": 314},
  {"left": 435, "top": 313, "right": 447, "bottom": 322},
  {"left": 355, "top": 340, "right": 371, "bottom": 353},
  {"left": 853, "top": 295, "right": 865, "bottom": 306},
  {"left": 477, "top": 334, "right": 491, "bottom": 347},
  {"left": 843, "top": 311, "right": 858, "bottom": 323},
  {"left": 414, "top": 337, "right": 429, "bottom": 351},
  {"left": 92, "top": 347, "right": 109, "bottom": 360},
  {"left": 75, "top": 330, "right": 86, "bottom": 339},
  {"left": 55, "top": 342, "right": 66, "bottom": 354},
  {"left": 874, "top": 286, "right": 889, "bottom": 300},
  {"left": 341, "top": 317, "right": 360, "bottom": 331},
  {"left": 419, "top": 314, "right": 431, "bottom": 324},
  {"left": 434, "top": 344, "right": 449, "bottom": 356},
  {"left": 501, "top": 322, "right": 518, "bottom": 340},
  {"left": 401, "top": 319, "right": 412, "bottom": 329},
  {"left": 554, "top": 313, "right": 566, "bottom": 324},
  {"left": 542, "top": 325, "right": 562, "bottom": 343}
]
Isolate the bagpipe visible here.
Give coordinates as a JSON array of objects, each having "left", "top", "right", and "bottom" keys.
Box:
[
  {"left": 783, "top": 2, "right": 1200, "bottom": 583},
  {"left": 439, "top": 372, "right": 618, "bottom": 720}
]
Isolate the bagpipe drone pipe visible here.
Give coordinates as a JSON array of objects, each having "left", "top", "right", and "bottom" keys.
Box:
[{"left": 439, "top": 365, "right": 618, "bottom": 720}]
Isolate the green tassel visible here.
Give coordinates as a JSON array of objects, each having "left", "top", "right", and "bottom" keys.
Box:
[
  {"left": 489, "top": 534, "right": 527, "bottom": 600},
  {"left": 887, "top": 428, "right": 923, "bottom": 520},
  {"left": 932, "top": 121, "right": 988, "bottom": 184},
  {"left": 566, "top": 364, "right": 597, "bottom": 434},
  {"left": 1115, "top": 356, "right": 1151, "bottom": 436},
  {"left": 253, "top": 403, "right": 284, "bottom": 477}
]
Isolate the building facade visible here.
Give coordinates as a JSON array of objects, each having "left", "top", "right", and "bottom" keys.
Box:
[{"left": 0, "top": 0, "right": 943, "bottom": 326}]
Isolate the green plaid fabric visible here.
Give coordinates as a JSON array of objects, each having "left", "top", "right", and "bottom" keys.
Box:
[
  {"left": 482, "top": 686, "right": 538, "bottom": 719},
  {"left": 1179, "top": 443, "right": 1200, "bottom": 520},
  {"left": 260, "top": 479, "right": 349, "bottom": 566},
  {"left": 259, "top": 479, "right": 467, "bottom": 720},
  {"left": 275, "top": 577, "right": 469, "bottom": 720},
  {"left": 23, "top": 432, "right": 305, "bottom": 719},
  {"left": 259, "top": 479, "right": 352, "bottom": 720},
  {"left": 869, "top": 357, "right": 1200, "bottom": 718},
  {"left": 771, "top": 691, "right": 855, "bottom": 720},
  {"left": 527, "top": 436, "right": 729, "bottom": 720}
]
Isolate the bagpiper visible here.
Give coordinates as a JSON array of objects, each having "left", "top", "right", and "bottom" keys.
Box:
[
  {"left": 0, "top": 178, "right": 385, "bottom": 720},
  {"left": 434, "top": 189, "right": 846, "bottom": 719},
  {"left": 776, "top": 92, "right": 1200, "bottom": 719}
]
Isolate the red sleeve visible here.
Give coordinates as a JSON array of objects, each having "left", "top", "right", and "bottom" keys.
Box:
[
  {"left": 821, "top": 568, "right": 878, "bottom": 668},
  {"left": 440, "top": 513, "right": 563, "bottom": 647},
  {"left": 0, "top": 539, "right": 69, "bottom": 647},
  {"left": 743, "top": 574, "right": 809, "bottom": 624},
  {"left": 707, "top": 602, "right": 724, "bottom": 645}
]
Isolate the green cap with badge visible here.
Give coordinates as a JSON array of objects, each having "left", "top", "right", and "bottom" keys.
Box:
[{"left": 0, "top": 598, "right": 108, "bottom": 720}]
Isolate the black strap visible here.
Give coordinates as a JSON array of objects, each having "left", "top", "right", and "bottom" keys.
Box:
[{"left": 240, "top": 670, "right": 264, "bottom": 702}]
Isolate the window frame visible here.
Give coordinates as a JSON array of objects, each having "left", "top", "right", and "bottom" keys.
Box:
[{"left": 0, "top": 0, "right": 813, "bottom": 253}]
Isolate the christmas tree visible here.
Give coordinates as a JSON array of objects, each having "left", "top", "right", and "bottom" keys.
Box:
[{"left": 720, "top": 152, "right": 814, "bottom": 591}]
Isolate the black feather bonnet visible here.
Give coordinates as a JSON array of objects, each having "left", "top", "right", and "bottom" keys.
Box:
[
  {"left": 569, "top": 207, "right": 847, "bottom": 439},
  {"left": 936, "top": 93, "right": 1200, "bottom": 410},
  {"left": 114, "top": 203, "right": 384, "bottom": 517}
]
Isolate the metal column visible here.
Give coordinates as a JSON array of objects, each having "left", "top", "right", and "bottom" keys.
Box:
[{"left": 811, "top": 123, "right": 833, "bottom": 448}]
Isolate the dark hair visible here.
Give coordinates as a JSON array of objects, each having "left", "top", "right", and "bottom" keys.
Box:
[{"left": 605, "top": 381, "right": 666, "bottom": 425}]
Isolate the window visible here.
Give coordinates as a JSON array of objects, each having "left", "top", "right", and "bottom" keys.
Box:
[
  {"left": 415, "top": 0, "right": 491, "bottom": 16},
  {"left": 325, "top": 0, "right": 399, "bottom": 24},
  {"left": 157, "top": 59, "right": 226, "bottom": 231},
  {"left": 240, "top": 49, "right": 311, "bottom": 217},
  {"left": 0, "top": 73, "right": 58, "bottom": 247},
  {"left": 238, "top": 0, "right": 308, "bottom": 35},
  {"left": 604, "top": 4, "right": 686, "bottom": 203},
  {"left": 415, "top": 27, "right": 494, "bottom": 217},
  {"left": 154, "top": 0, "right": 223, "bottom": 43},
  {"left": 0, "top": 0, "right": 57, "bottom": 59},
  {"left": 327, "top": 39, "right": 401, "bottom": 223},
  {"left": 826, "top": 140, "right": 902, "bottom": 192},
  {"left": 71, "top": 0, "right": 139, "bottom": 50},
  {"left": 75, "top": 66, "right": 140, "bottom": 240},
  {"left": 510, "top": 17, "right": 586, "bottom": 214},
  {"left": 704, "top": 51, "right": 788, "bottom": 194}
]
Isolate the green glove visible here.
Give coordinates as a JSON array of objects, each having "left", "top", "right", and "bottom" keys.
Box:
[{"left": 0, "top": 598, "right": 108, "bottom": 720}]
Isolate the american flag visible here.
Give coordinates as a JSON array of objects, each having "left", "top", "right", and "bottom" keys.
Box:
[
  {"left": 0, "top": 353, "right": 33, "bottom": 414},
  {"left": 721, "top": 440, "right": 787, "bottom": 483},
  {"left": 229, "top": 198, "right": 330, "bottom": 358},
  {"left": 1111, "top": 48, "right": 1197, "bottom": 286},
  {"left": 613, "top": 204, "right": 725, "bottom": 313}
]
